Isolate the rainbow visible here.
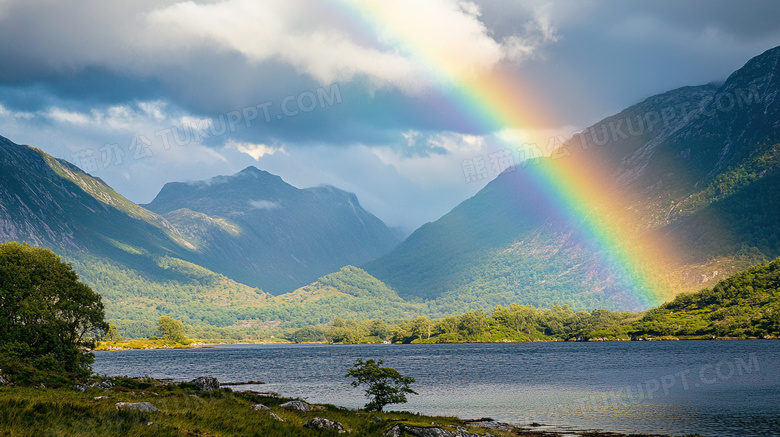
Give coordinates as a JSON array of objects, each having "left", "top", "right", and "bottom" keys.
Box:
[{"left": 340, "top": 1, "right": 677, "bottom": 308}]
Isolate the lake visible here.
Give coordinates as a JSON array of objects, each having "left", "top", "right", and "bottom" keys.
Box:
[{"left": 93, "top": 341, "right": 780, "bottom": 436}]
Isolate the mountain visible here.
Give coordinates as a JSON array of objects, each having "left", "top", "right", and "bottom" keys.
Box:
[
  {"left": 365, "top": 46, "right": 780, "bottom": 312},
  {"left": 0, "top": 136, "right": 196, "bottom": 266},
  {"left": 0, "top": 136, "right": 408, "bottom": 336},
  {"left": 143, "top": 166, "right": 400, "bottom": 294},
  {"left": 0, "top": 137, "right": 283, "bottom": 334}
]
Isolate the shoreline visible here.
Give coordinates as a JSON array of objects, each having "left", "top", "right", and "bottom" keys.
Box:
[
  {"left": 94, "top": 336, "right": 779, "bottom": 351},
  {"left": 0, "top": 374, "right": 695, "bottom": 437}
]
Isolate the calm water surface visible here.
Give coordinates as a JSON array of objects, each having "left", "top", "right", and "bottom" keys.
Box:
[{"left": 93, "top": 341, "right": 780, "bottom": 436}]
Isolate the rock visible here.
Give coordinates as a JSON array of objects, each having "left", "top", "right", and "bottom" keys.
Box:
[
  {"left": 279, "top": 400, "right": 311, "bottom": 411},
  {"left": 76, "top": 380, "right": 114, "bottom": 392},
  {"left": 190, "top": 376, "right": 220, "bottom": 391},
  {"left": 251, "top": 403, "right": 270, "bottom": 410},
  {"left": 269, "top": 412, "right": 284, "bottom": 421},
  {"left": 385, "top": 425, "right": 402, "bottom": 437},
  {"left": 404, "top": 426, "right": 454, "bottom": 437},
  {"left": 94, "top": 396, "right": 110, "bottom": 400},
  {"left": 94, "top": 380, "right": 114, "bottom": 390},
  {"left": 464, "top": 420, "right": 514, "bottom": 432},
  {"left": 115, "top": 402, "right": 159, "bottom": 412},
  {"left": 454, "top": 427, "right": 481, "bottom": 437},
  {"left": 402, "top": 425, "right": 484, "bottom": 437},
  {"left": 0, "top": 373, "right": 8, "bottom": 385},
  {"left": 304, "top": 417, "right": 347, "bottom": 433}
]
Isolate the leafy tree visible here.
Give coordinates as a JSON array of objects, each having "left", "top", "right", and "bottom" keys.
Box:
[
  {"left": 157, "top": 316, "right": 189, "bottom": 343},
  {"left": 346, "top": 358, "right": 417, "bottom": 412},
  {"left": 458, "top": 310, "right": 487, "bottom": 337},
  {"left": 411, "top": 315, "right": 432, "bottom": 339},
  {"left": 366, "top": 319, "right": 390, "bottom": 339},
  {"left": 435, "top": 315, "right": 459, "bottom": 335},
  {"left": 0, "top": 242, "right": 108, "bottom": 383},
  {"left": 289, "top": 326, "right": 325, "bottom": 343},
  {"left": 105, "top": 321, "right": 123, "bottom": 342}
]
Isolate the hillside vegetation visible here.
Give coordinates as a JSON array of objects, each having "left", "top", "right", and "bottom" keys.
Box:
[
  {"left": 288, "top": 258, "right": 779, "bottom": 345},
  {"left": 630, "top": 257, "right": 780, "bottom": 338}
]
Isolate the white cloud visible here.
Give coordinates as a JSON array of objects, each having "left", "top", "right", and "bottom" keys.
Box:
[
  {"left": 0, "top": 0, "right": 561, "bottom": 102},
  {"left": 0, "top": 104, "right": 33, "bottom": 119},
  {"left": 139, "top": 0, "right": 556, "bottom": 92},
  {"left": 46, "top": 108, "right": 91, "bottom": 125},
  {"left": 501, "top": 8, "right": 560, "bottom": 63},
  {"left": 226, "top": 140, "right": 285, "bottom": 160}
]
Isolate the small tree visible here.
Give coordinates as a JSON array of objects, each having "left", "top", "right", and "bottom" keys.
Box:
[
  {"left": 346, "top": 358, "right": 417, "bottom": 412},
  {"left": 157, "top": 316, "right": 189, "bottom": 344}
]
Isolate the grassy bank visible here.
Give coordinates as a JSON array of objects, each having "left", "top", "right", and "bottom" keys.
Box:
[{"left": 0, "top": 376, "right": 704, "bottom": 437}]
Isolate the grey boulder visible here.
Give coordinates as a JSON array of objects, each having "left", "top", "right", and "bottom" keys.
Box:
[
  {"left": 190, "top": 376, "right": 220, "bottom": 391},
  {"left": 304, "top": 417, "right": 347, "bottom": 433},
  {"left": 404, "top": 426, "right": 482, "bottom": 437},
  {"left": 279, "top": 400, "right": 311, "bottom": 411},
  {"left": 251, "top": 403, "right": 270, "bottom": 410}
]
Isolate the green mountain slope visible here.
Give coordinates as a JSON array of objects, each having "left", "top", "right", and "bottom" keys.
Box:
[
  {"left": 365, "top": 46, "right": 780, "bottom": 312},
  {"left": 72, "top": 254, "right": 422, "bottom": 337},
  {"left": 0, "top": 136, "right": 410, "bottom": 335},
  {"left": 0, "top": 137, "right": 198, "bottom": 270}
]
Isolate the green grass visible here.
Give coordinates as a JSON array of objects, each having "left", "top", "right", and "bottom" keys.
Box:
[{"left": 0, "top": 378, "right": 511, "bottom": 437}]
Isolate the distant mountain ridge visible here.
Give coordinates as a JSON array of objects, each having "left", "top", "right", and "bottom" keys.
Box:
[
  {"left": 1, "top": 46, "right": 777, "bottom": 328},
  {"left": 364, "top": 45, "right": 780, "bottom": 311},
  {"left": 0, "top": 133, "right": 400, "bottom": 296},
  {"left": 144, "top": 166, "right": 400, "bottom": 294},
  {"left": 0, "top": 135, "right": 407, "bottom": 334}
]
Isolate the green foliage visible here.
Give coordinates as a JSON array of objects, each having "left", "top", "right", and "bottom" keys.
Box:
[
  {"left": 289, "top": 326, "right": 326, "bottom": 343},
  {"left": 630, "top": 257, "right": 780, "bottom": 338},
  {"left": 156, "top": 316, "right": 190, "bottom": 344},
  {"left": 104, "top": 322, "right": 123, "bottom": 342},
  {"left": 346, "top": 358, "right": 417, "bottom": 412},
  {"left": 303, "top": 259, "right": 777, "bottom": 344},
  {"left": 0, "top": 242, "right": 109, "bottom": 384}
]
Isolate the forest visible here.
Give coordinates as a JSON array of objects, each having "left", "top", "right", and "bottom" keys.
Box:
[{"left": 103, "top": 258, "right": 779, "bottom": 345}]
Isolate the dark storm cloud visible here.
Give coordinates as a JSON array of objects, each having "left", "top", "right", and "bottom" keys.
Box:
[
  {"left": 474, "top": 0, "right": 780, "bottom": 127},
  {"left": 2, "top": 0, "right": 776, "bottom": 147},
  {"left": 0, "top": 0, "right": 778, "bottom": 228}
]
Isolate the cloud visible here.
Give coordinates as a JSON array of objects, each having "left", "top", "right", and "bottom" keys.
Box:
[
  {"left": 45, "top": 108, "right": 92, "bottom": 126},
  {"left": 0, "top": 0, "right": 557, "bottom": 96},
  {"left": 500, "top": 2, "right": 560, "bottom": 63},
  {"left": 0, "top": 103, "right": 33, "bottom": 120},
  {"left": 226, "top": 140, "right": 285, "bottom": 160},
  {"left": 0, "top": 0, "right": 778, "bottom": 231},
  {"left": 142, "top": 0, "right": 551, "bottom": 92}
]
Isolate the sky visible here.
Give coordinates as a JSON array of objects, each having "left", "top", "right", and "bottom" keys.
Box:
[{"left": 0, "top": 0, "right": 778, "bottom": 232}]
